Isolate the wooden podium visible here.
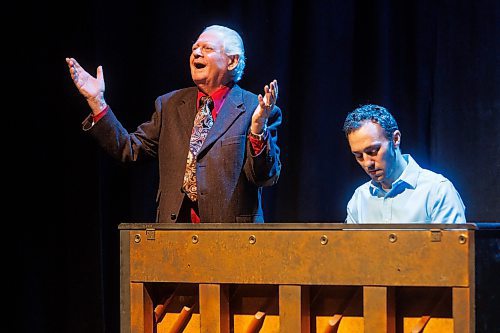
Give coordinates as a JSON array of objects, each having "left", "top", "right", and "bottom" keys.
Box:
[{"left": 119, "top": 223, "right": 479, "bottom": 333}]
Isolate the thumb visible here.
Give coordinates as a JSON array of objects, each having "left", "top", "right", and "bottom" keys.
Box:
[{"left": 97, "top": 65, "right": 104, "bottom": 82}]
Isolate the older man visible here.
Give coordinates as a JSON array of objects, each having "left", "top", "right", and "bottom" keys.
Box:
[
  {"left": 66, "top": 25, "right": 281, "bottom": 223},
  {"left": 343, "top": 104, "right": 465, "bottom": 223}
]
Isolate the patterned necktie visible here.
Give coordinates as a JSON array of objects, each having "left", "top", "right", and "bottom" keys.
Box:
[{"left": 182, "top": 95, "right": 214, "bottom": 201}]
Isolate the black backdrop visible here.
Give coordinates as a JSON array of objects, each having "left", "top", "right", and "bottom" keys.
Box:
[{"left": 21, "top": 0, "right": 498, "bottom": 332}]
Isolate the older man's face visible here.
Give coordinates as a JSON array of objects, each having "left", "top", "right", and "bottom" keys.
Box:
[{"left": 190, "top": 30, "right": 233, "bottom": 91}]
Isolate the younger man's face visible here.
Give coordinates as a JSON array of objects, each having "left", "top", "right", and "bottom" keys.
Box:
[{"left": 348, "top": 121, "right": 399, "bottom": 189}]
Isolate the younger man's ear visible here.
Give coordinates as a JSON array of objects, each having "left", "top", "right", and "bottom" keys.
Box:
[{"left": 392, "top": 130, "right": 401, "bottom": 148}]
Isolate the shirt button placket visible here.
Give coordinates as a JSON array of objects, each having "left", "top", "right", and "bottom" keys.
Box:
[{"left": 383, "top": 196, "right": 392, "bottom": 223}]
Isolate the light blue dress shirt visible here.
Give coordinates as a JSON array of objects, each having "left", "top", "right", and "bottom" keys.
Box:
[{"left": 346, "top": 154, "right": 466, "bottom": 223}]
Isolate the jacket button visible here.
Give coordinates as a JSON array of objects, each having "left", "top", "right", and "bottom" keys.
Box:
[{"left": 170, "top": 213, "right": 176, "bottom": 220}]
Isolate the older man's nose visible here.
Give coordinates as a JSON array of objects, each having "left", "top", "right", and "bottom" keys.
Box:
[{"left": 193, "top": 47, "right": 203, "bottom": 57}]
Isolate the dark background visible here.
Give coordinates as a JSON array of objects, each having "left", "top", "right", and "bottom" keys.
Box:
[{"left": 20, "top": 0, "right": 498, "bottom": 332}]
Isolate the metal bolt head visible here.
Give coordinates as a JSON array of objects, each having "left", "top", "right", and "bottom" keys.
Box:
[
  {"left": 134, "top": 234, "right": 141, "bottom": 243},
  {"left": 389, "top": 233, "right": 398, "bottom": 243},
  {"left": 320, "top": 235, "right": 329, "bottom": 245},
  {"left": 249, "top": 235, "right": 256, "bottom": 244},
  {"left": 191, "top": 235, "right": 199, "bottom": 244},
  {"left": 458, "top": 234, "right": 467, "bottom": 244}
]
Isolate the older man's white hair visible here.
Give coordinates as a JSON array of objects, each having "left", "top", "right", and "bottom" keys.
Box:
[{"left": 203, "top": 25, "right": 246, "bottom": 82}]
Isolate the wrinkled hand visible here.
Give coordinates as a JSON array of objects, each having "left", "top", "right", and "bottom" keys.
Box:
[
  {"left": 66, "top": 57, "right": 107, "bottom": 114},
  {"left": 251, "top": 79, "right": 278, "bottom": 134}
]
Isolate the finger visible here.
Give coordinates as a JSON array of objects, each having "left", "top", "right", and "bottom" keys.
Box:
[
  {"left": 66, "top": 57, "right": 78, "bottom": 66},
  {"left": 73, "top": 61, "right": 83, "bottom": 72},
  {"left": 265, "top": 93, "right": 272, "bottom": 106},
  {"left": 258, "top": 94, "right": 264, "bottom": 105},
  {"left": 259, "top": 95, "right": 270, "bottom": 115},
  {"left": 258, "top": 94, "right": 269, "bottom": 111},
  {"left": 270, "top": 81, "right": 276, "bottom": 97},
  {"left": 268, "top": 82, "right": 276, "bottom": 104},
  {"left": 66, "top": 58, "right": 76, "bottom": 76}
]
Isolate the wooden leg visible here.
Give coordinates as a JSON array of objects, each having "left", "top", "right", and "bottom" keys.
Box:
[
  {"left": 199, "top": 284, "right": 230, "bottom": 333},
  {"left": 453, "top": 287, "right": 473, "bottom": 333},
  {"left": 279, "top": 285, "right": 310, "bottom": 333},
  {"left": 130, "top": 282, "right": 154, "bottom": 333},
  {"left": 363, "top": 286, "right": 395, "bottom": 333},
  {"left": 120, "top": 230, "right": 131, "bottom": 333}
]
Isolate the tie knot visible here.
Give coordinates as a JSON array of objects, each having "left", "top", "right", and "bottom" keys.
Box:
[{"left": 200, "top": 95, "right": 214, "bottom": 109}]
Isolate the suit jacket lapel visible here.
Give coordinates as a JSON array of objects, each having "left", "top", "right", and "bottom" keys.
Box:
[
  {"left": 198, "top": 85, "right": 246, "bottom": 156},
  {"left": 177, "top": 88, "right": 198, "bottom": 143}
]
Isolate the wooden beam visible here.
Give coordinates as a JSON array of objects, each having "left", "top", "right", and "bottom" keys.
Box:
[
  {"left": 279, "top": 285, "right": 310, "bottom": 333},
  {"left": 199, "top": 284, "right": 229, "bottom": 333},
  {"left": 363, "top": 286, "right": 395, "bottom": 333}
]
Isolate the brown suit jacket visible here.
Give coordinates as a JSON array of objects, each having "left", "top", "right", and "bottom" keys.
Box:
[{"left": 83, "top": 84, "right": 281, "bottom": 223}]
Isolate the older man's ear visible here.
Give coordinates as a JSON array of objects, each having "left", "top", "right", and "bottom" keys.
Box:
[{"left": 228, "top": 55, "right": 239, "bottom": 71}]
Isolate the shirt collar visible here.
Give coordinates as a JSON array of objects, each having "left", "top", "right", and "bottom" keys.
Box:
[
  {"left": 197, "top": 82, "right": 234, "bottom": 113},
  {"left": 396, "top": 154, "right": 420, "bottom": 188}
]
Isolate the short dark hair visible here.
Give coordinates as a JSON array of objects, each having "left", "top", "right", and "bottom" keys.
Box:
[{"left": 342, "top": 104, "right": 399, "bottom": 140}]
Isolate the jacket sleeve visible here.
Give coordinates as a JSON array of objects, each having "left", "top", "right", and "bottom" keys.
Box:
[
  {"left": 244, "top": 105, "right": 282, "bottom": 187},
  {"left": 83, "top": 97, "right": 163, "bottom": 163}
]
